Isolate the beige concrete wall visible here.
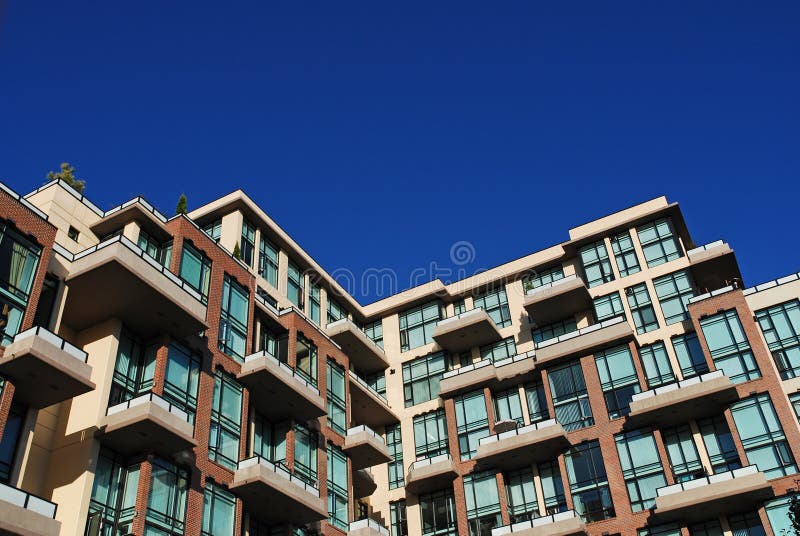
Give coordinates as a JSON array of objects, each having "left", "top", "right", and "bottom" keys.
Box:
[{"left": 26, "top": 182, "right": 102, "bottom": 252}]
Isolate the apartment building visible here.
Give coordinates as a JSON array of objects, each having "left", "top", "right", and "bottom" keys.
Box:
[{"left": 0, "top": 178, "right": 799, "bottom": 536}]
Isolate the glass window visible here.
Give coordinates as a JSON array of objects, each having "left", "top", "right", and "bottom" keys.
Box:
[
  {"left": 765, "top": 496, "right": 793, "bottom": 536},
  {"left": 595, "top": 345, "right": 641, "bottom": 419},
  {"left": 522, "top": 265, "right": 564, "bottom": 293},
  {"left": 258, "top": 235, "right": 279, "bottom": 287},
  {"left": 637, "top": 218, "right": 682, "bottom": 267},
  {"left": 87, "top": 450, "right": 139, "bottom": 535},
  {"left": 505, "top": 468, "right": 538, "bottom": 522},
  {"left": 109, "top": 329, "right": 156, "bottom": 406},
  {"left": 239, "top": 219, "right": 255, "bottom": 267},
  {"left": 252, "top": 414, "right": 287, "bottom": 463},
  {"left": 386, "top": 423, "right": 404, "bottom": 489},
  {"left": 539, "top": 460, "right": 567, "bottom": 514},
  {"left": 287, "top": 260, "right": 304, "bottom": 309},
  {"left": 327, "top": 443, "right": 349, "bottom": 530},
  {"left": 327, "top": 298, "right": 347, "bottom": 325},
  {"left": 413, "top": 410, "right": 449, "bottom": 460},
  {"left": 611, "top": 231, "right": 640, "bottom": 277},
  {"left": 218, "top": 275, "right": 249, "bottom": 361},
  {"left": 494, "top": 388, "right": 524, "bottom": 425},
  {"left": 593, "top": 292, "right": 625, "bottom": 323},
  {"left": 296, "top": 334, "right": 318, "bottom": 386},
  {"left": 662, "top": 425, "right": 703, "bottom": 482},
  {"left": 399, "top": 301, "right": 442, "bottom": 352},
  {"left": 327, "top": 358, "right": 346, "bottom": 435},
  {"left": 0, "top": 402, "right": 25, "bottom": 483},
  {"left": 548, "top": 360, "right": 593, "bottom": 431},
  {"left": 791, "top": 393, "right": 800, "bottom": 423},
  {"left": 403, "top": 352, "right": 446, "bottom": 407},
  {"left": 0, "top": 221, "right": 41, "bottom": 345},
  {"left": 473, "top": 287, "right": 511, "bottom": 328},
  {"left": 639, "top": 525, "right": 681, "bottom": 536},
  {"left": 362, "top": 319, "right": 383, "bottom": 349},
  {"left": 671, "top": 332, "right": 709, "bottom": 379},
  {"left": 480, "top": 337, "right": 516, "bottom": 362},
  {"left": 179, "top": 242, "right": 211, "bottom": 304},
  {"left": 201, "top": 482, "right": 235, "bottom": 536},
  {"left": 626, "top": 283, "right": 659, "bottom": 334},
  {"left": 689, "top": 520, "right": 724, "bottom": 536},
  {"left": 308, "top": 283, "right": 321, "bottom": 324},
  {"left": 653, "top": 270, "right": 694, "bottom": 325},
  {"left": 364, "top": 371, "right": 386, "bottom": 397},
  {"left": 579, "top": 240, "right": 614, "bottom": 288},
  {"left": 700, "top": 310, "right": 760, "bottom": 383},
  {"left": 524, "top": 381, "right": 550, "bottom": 423},
  {"left": 163, "top": 342, "right": 201, "bottom": 423},
  {"left": 756, "top": 300, "right": 800, "bottom": 380},
  {"left": 463, "top": 471, "right": 501, "bottom": 536},
  {"left": 455, "top": 390, "right": 490, "bottom": 460},
  {"left": 698, "top": 415, "right": 741, "bottom": 474},
  {"left": 420, "top": 489, "right": 457, "bottom": 536},
  {"left": 294, "top": 424, "right": 318, "bottom": 486},
  {"left": 564, "top": 441, "right": 614, "bottom": 522},
  {"left": 208, "top": 371, "right": 242, "bottom": 469},
  {"left": 138, "top": 229, "right": 172, "bottom": 268},
  {"left": 532, "top": 318, "right": 577, "bottom": 346},
  {"left": 615, "top": 430, "right": 667, "bottom": 512},
  {"left": 390, "top": 500, "right": 408, "bottom": 536},
  {"left": 731, "top": 394, "right": 797, "bottom": 478},
  {"left": 639, "top": 342, "right": 675, "bottom": 388},
  {"left": 727, "top": 512, "right": 767, "bottom": 536},
  {"left": 146, "top": 458, "right": 189, "bottom": 535},
  {"left": 453, "top": 299, "right": 466, "bottom": 316},
  {"left": 202, "top": 219, "right": 221, "bottom": 243}
]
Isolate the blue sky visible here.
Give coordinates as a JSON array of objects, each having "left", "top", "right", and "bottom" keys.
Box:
[{"left": 1, "top": 2, "right": 798, "bottom": 303}]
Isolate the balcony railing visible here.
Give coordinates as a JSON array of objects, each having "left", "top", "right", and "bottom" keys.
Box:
[
  {"left": 349, "top": 519, "right": 390, "bottom": 536},
  {"left": 656, "top": 465, "right": 758, "bottom": 497},
  {"left": 409, "top": 453, "right": 451, "bottom": 470},
  {"left": 744, "top": 270, "right": 800, "bottom": 296},
  {"left": 254, "top": 291, "right": 281, "bottom": 317},
  {"left": 687, "top": 285, "right": 736, "bottom": 305},
  {"left": 12, "top": 326, "right": 88, "bottom": 363},
  {"left": 437, "top": 306, "right": 484, "bottom": 326},
  {"left": 0, "top": 481, "right": 57, "bottom": 518},
  {"left": 492, "top": 510, "right": 580, "bottom": 535},
  {"left": 442, "top": 358, "right": 493, "bottom": 379},
  {"left": 349, "top": 369, "right": 388, "bottom": 404},
  {"left": 244, "top": 350, "right": 320, "bottom": 396},
  {"left": 347, "top": 425, "right": 383, "bottom": 442},
  {"left": 631, "top": 370, "right": 725, "bottom": 403},
  {"left": 237, "top": 455, "right": 320, "bottom": 497},
  {"left": 103, "top": 196, "right": 168, "bottom": 223},
  {"left": 479, "top": 418, "right": 559, "bottom": 446},
  {"left": 535, "top": 316, "right": 626, "bottom": 349},
  {"left": 686, "top": 240, "right": 726, "bottom": 257},
  {"left": 106, "top": 392, "right": 190, "bottom": 423},
  {"left": 525, "top": 274, "right": 581, "bottom": 296},
  {"left": 494, "top": 350, "right": 535, "bottom": 369}
]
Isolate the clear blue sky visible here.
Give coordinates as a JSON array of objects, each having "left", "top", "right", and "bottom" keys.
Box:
[{"left": 2, "top": 2, "right": 798, "bottom": 303}]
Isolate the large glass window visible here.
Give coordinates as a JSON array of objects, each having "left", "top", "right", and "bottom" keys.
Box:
[
  {"left": 86, "top": 450, "right": 140, "bottom": 536},
  {"left": 362, "top": 319, "right": 383, "bottom": 349},
  {"left": 399, "top": 301, "right": 442, "bottom": 352},
  {"left": 240, "top": 219, "right": 256, "bottom": 267},
  {"left": 413, "top": 410, "right": 449, "bottom": 460},
  {"left": 639, "top": 342, "right": 675, "bottom": 388},
  {"left": 403, "top": 352, "right": 446, "bottom": 406},
  {"left": 615, "top": 430, "right": 667, "bottom": 512},
  {"left": 201, "top": 482, "right": 235, "bottom": 536},
  {"left": 522, "top": 265, "right": 564, "bottom": 293},
  {"left": 208, "top": 371, "right": 242, "bottom": 469},
  {"left": 138, "top": 229, "right": 172, "bottom": 268},
  {"left": 327, "top": 443, "right": 349, "bottom": 530},
  {"left": 539, "top": 460, "right": 567, "bottom": 514},
  {"left": 595, "top": 345, "right": 640, "bottom": 419},
  {"left": 296, "top": 334, "right": 318, "bottom": 385},
  {"left": 0, "top": 221, "right": 41, "bottom": 345},
  {"left": 494, "top": 388, "right": 524, "bottom": 425},
  {"left": 163, "top": 342, "right": 201, "bottom": 423},
  {"left": 473, "top": 287, "right": 511, "bottom": 328},
  {"left": 253, "top": 414, "right": 287, "bottom": 463},
  {"left": 480, "top": 337, "right": 516, "bottom": 362},
  {"left": 202, "top": 219, "right": 221, "bottom": 243},
  {"left": 532, "top": 318, "right": 577, "bottom": 346},
  {"left": 287, "top": 260, "right": 304, "bottom": 309},
  {"left": 109, "top": 329, "right": 156, "bottom": 406},
  {"left": 579, "top": 240, "right": 614, "bottom": 288},
  {"left": 671, "top": 332, "right": 709, "bottom": 379},
  {"left": 765, "top": 496, "right": 793, "bottom": 536},
  {"left": 294, "top": 424, "right": 318, "bottom": 486},
  {"left": 700, "top": 310, "right": 760, "bottom": 383},
  {"left": 390, "top": 500, "right": 408, "bottom": 536},
  {"left": 420, "top": 489, "right": 457, "bottom": 536},
  {"left": 386, "top": 423, "right": 404, "bottom": 489},
  {"left": 611, "top": 231, "right": 640, "bottom": 277},
  {"left": 548, "top": 360, "right": 593, "bottom": 431},
  {"left": 179, "top": 242, "right": 211, "bottom": 304},
  {"left": 327, "top": 358, "right": 346, "bottom": 435},
  {"left": 698, "top": 415, "right": 741, "bottom": 474},
  {"left": 731, "top": 394, "right": 797, "bottom": 478},
  {"left": 662, "top": 425, "right": 703, "bottom": 482},
  {"left": 146, "top": 458, "right": 188, "bottom": 535},
  {"left": 258, "top": 235, "right": 278, "bottom": 287},
  {"left": 564, "top": 441, "right": 614, "bottom": 522},
  {"left": 524, "top": 381, "right": 550, "bottom": 423},
  {"left": 626, "top": 283, "right": 659, "bottom": 334},
  {"left": 505, "top": 468, "right": 538, "bottom": 523},
  {"left": 455, "top": 390, "right": 490, "bottom": 460},
  {"left": 756, "top": 300, "right": 800, "bottom": 379},
  {"left": 637, "top": 218, "right": 681, "bottom": 267},
  {"left": 653, "top": 270, "right": 694, "bottom": 325},
  {"left": 218, "top": 275, "right": 249, "bottom": 361},
  {"left": 463, "top": 471, "right": 501, "bottom": 536},
  {"left": 727, "top": 512, "right": 767, "bottom": 536},
  {"left": 327, "top": 298, "right": 347, "bottom": 325},
  {"left": 593, "top": 292, "right": 625, "bottom": 323},
  {"left": 308, "top": 283, "right": 321, "bottom": 324}
]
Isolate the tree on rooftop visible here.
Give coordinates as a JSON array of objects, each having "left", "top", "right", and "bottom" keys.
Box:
[
  {"left": 46, "top": 162, "right": 86, "bottom": 194},
  {"left": 175, "top": 194, "right": 188, "bottom": 215}
]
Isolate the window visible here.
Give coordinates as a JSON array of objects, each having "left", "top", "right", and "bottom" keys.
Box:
[
  {"left": 615, "top": 430, "right": 667, "bottom": 512},
  {"left": 0, "top": 402, "right": 25, "bottom": 483},
  {"left": 327, "top": 359, "right": 346, "bottom": 435},
  {"left": 524, "top": 381, "right": 550, "bottom": 423},
  {"left": 403, "top": 352, "right": 446, "bottom": 407},
  {"left": 68, "top": 225, "right": 80, "bottom": 241},
  {"left": 505, "top": 468, "right": 538, "bottom": 523},
  {"left": 287, "top": 260, "right": 304, "bottom": 309},
  {"left": 791, "top": 393, "right": 800, "bottom": 423},
  {"left": 327, "top": 443, "right": 349, "bottom": 530},
  {"left": 209, "top": 371, "right": 242, "bottom": 469},
  {"left": 420, "top": 489, "right": 457, "bottom": 536},
  {"left": 698, "top": 415, "right": 741, "bottom": 474},
  {"left": 539, "top": 460, "right": 567, "bottom": 514},
  {"left": 765, "top": 496, "right": 794, "bottom": 536},
  {"left": 390, "top": 500, "right": 408, "bottom": 536},
  {"left": 731, "top": 394, "right": 797, "bottom": 478},
  {"left": 138, "top": 229, "right": 172, "bottom": 268},
  {"left": 727, "top": 512, "right": 767, "bottom": 536},
  {"left": 109, "top": 329, "right": 156, "bottom": 406},
  {"left": 201, "top": 482, "right": 235, "bottom": 536},
  {"left": 611, "top": 231, "right": 640, "bottom": 277},
  {"left": 453, "top": 299, "right": 466, "bottom": 315},
  {"left": 179, "top": 242, "right": 211, "bottom": 304},
  {"left": 639, "top": 525, "right": 681, "bottom": 536},
  {"left": 662, "top": 425, "right": 703, "bottom": 482},
  {"left": 413, "top": 410, "right": 448, "bottom": 460},
  {"left": 294, "top": 424, "right": 318, "bottom": 486},
  {"left": 163, "top": 343, "right": 201, "bottom": 423},
  {"left": 689, "top": 520, "right": 724, "bottom": 536},
  {"left": 494, "top": 388, "right": 524, "bottom": 425},
  {"left": 455, "top": 390, "right": 490, "bottom": 460},
  {"left": 671, "top": 332, "right": 709, "bottom": 379},
  {"left": 240, "top": 219, "right": 256, "bottom": 266},
  {"left": 548, "top": 361, "right": 593, "bottom": 431},
  {"left": 87, "top": 450, "right": 139, "bottom": 536},
  {"left": 637, "top": 218, "right": 681, "bottom": 267},
  {"left": 463, "top": 471, "right": 501, "bottom": 536},
  {"left": 32, "top": 273, "right": 58, "bottom": 329},
  {"left": 626, "top": 283, "right": 659, "bottom": 334},
  {"left": 639, "top": 342, "right": 675, "bottom": 388},
  {"left": 473, "top": 287, "right": 511, "bottom": 328},
  {"left": 218, "top": 275, "right": 249, "bottom": 361},
  {"left": 327, "top": 298, "right": 346, "bottom": 325},
  {"left": 258, "top": 235, "right": 279, "bottom": 286},
  {"left": 386, "top": 423, "right": 404, "bottom": 489},
  {"left": 362, "top": 319, "right": 383, "bottom": 349},
  {"left": 579, "top": 240, "right": 614, "bottom": 288},
  {"left": 296, "top": 334, "right": 318, "bottom": 385},
  {"left": 253, "top": 414, "right": 287, "bottom": 463},
  {"left": 756, "top": 300, "right": 800, "bottom": 379},
  {"left": 564, "top": 441, "right": 614, "bottom": 522},
  {"left": 532, "top": 318, "right": 577, "bottom": 346},
  {"left": 309, "top": 283, "right": 321, "bottom": 324},
  {"left": 202, "top": 219, "right": 221, "bottom": 243},
  {"left": 522, "top": 265, "right": 564, "bottom": 292},
  {"left": 653, "top": 270, "right": 694, "bottom": 325},
  {"left": 146, "top": 458, "right": 188, "bottom": 535},
  {"left": 593, "top": 292, "right": 625, "bottom": 323},
  {"left": 595, "top": 345, "right": 640, "bottom": 419},
  {"left": 480, "top": 337, "right": 516, "bottom": 362},
  {"left": 399, "top": 301, "right": 442, "bottom": 351},
  {"left": 0, "top": 221, "right": 41, "bottom": 345},
  {"left": 700, "top": 310, "right": 760, "bottom": 383},
  {"left": 365, "top": 371, "right": 386, "bottom": 397}
]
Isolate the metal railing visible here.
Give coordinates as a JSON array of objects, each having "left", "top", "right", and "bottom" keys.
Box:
[
  {"left": 494, "top": 350, "right": 535, "bottom": 369},
  {"left": 0, "top": 481, "right": 58, "bottom": 518},
  {"left": 744, "top": 271, "right": 800, "bottom": 296},
  {"left": 409, "top": 453, "right": 451, "bottom": 471},
  {"left": 237, "top": 455, "right": 320, "bottom": 497},
  {"left": 325, "top": 318, "right": 385, "bottom": 356},
  {"left": 103, "top": 196, "right": 168, "bottom": 223},
  {"left": 436, "top": 306, "right": 484, "bottom": 326},
  {"left": 442, "top": 358, "right": 493, "bottom": 379},
  {"left": 106, "top": 391, "right": 191, "bottom": 423},
  {"left": 348, "top": 370, "right": 388, "bottom": 404},
  {"left": 631, "top": 370, "right": 725, "bottom": 402},
  {"left": 243, "top": 349, "right": 320, "bottom": 396},
  {"left": 525, "top": 274, "right": 582, "bottom": 296},
  {"left": 535, "top": 316, "right": 627, "bottom": 349},
  {"left": 349, "top": 518, "right": 390, "bottom": 535},
  {"left": 254, "top": 291, "right": 281, "bottom": 317},
  {"left": 347, "top": 425, "right": 385, "bottom": 444},
  {"left": 655, "top": 465, "right": 759, "bottom": 497},
  {"left": 479, "top": 418, "right": 560, "bottom": 446},
  {"left": 687, "top": 285, "right": 736, "bottom": 305},
  {"left": 491, "top": 509, "right": 579, "bottom": 535},
  {"left": 12, "top": 326, "right": 88, "bottom": 363},
  {"left": 686, "top": 240, "right": 726, "bottom": 258}
]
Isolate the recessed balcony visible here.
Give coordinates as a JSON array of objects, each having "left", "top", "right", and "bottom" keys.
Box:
[
  {"left": 627, "top": 371, "right": 738, "bottom": 428},
  {"left": 523, "top": 275, "right": 592, "bottom": 325},
  {"left": 652, "top": 465, "right": 772, "bottom": 522},
  {"left": 439, "top": 359, "right": 496, "bottom": 398},
  {"left": 352, "top": 469, "right": 377, "bottom": 499},
  {"left": 344, "top": 426, "right": 392, "bottom": 470},
  {"left": 254, "top": 292, "right": 286, "bottom": 334},
  {"left": 325, "top": 318, "right": 389, "bottom": 374},
  {"left": 475, "top": 419, "right": 569, "bottom": 470},
  {"left": 348, "top": 518, "right": 390, "bottom": 536},
  {"left": 230, "top": 456, "right": 327, "bottom": 525},
  {"left": 237, "top": 350, "right": 326, "bottom": 423},
  {"left": 433, "top": 308, "right": 502, "bottom": 353},
  {"left": 0, "top": 482, "right": 60, "bottom": 536},
  {"left": 349, "top": 370, "right": 398, "bottom": 428},
  {"left": 62, "top": 235, "right": 207, "bottom": 338},
  {"left": 405, "top": 454, "right": 458, "bottom": 495},
  {"left": 98, "top": 392, "right": 196, "bottom": 456},
  {"left": 491, "top": 510, "right": 586, "bottom": 536},
  {"left": 0, "top": 327, "right": 94, "bottom": 408},
  {"left": 535, "top": 317, "right": 633, "bottom": 366},
  {"left": 687, "top": 241, "right": 741, "bottom": 292}
]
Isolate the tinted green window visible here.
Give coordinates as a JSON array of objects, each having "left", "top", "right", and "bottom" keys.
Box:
[
  {"left": 201, "top": 482, "right": 235, "bottom": 536},
  {"left": 294, "top": 424, "right": 317, "bottom": 486},
  {"left": 163, "top": 343, "right": 200, "bottom": 423},
  {"left": 662, "top": 425, "right": 703, "bottom": 482},
  {"left": 202, "top": 219, "right": 221, "bottom": 242},
  {"left": 179, "top": 242, "right": 211, "bottom": 304},
  {"left": 287, "top": 260, "right": 304, "bottom": 308},
  {"left": 362, "top": 319, "right": 383, "bottom": 349},
  {"left": 698, "top": 415, "right": 741, "bottom": 474},
  {"left": 327, "top": 358, "right": 346, "bottom": 435},
  {"left": 532, "top": 318, "right": 577, "bottom": 346},
  {"left": 138, "top": 229, "right": 172, "bottom": 268},
  {"left": 455, "top": 390, "right": 489, "bottom": 460},
  {"left": 218, "top": 275, "right": 249, "bottom": 360},
  {"left": 593, "top": 292, "right": 625, "bottom": 322},
  {"left": 390, "top": 500, "right": 408, "bottom": 536},
  {"left": 524, "top": 381, "right": 550, "bottom": 423},
  {"left": 615, "top": 430, "right": 666, "bottom": 511},
  {"left": 208, "top": 372, "right": 242, "bottom": 469},
  {"left": 639, "top": 342, "right": 675, "bottom": 388},
  {"left": 700, "top": 310, "right": 760, "bottom": 383},
  {"left": 522, "top": 265, "right": 564, "bottom": 292},
  {"left": 637, "top": 218, "right": 681, "bottom": 267},
  {"left": 399, "top": 301, "right": 442, "bottom": 351},
  {"left": 595, "top": 345, "right": 640, "bottom": 419},
  {"left": 480, "top": 337, "right": 516, "bottom": 362},
  {"left": 258, "top": 236, "right": 278, "bottom": 286},
  {"left": 146, "top": 458, "right": 188, "bottom": 535},
  {"left": 731, "top": 394, "right": 797, "bottom": 478},
  {"left": 539, "top": 460, "right": 567, "bottom": 514},
  {"left": 240, "top": 219, "right": 255, "bottom": 266},
  {"left": 403, "top": 352, "right": 446, "bottom": 406},
  {"left": 548, "top": 360, "right": 593, "bottom": 431},
  {"left": 579, "top": 240, "right": 614, "bottom": 287},
  {"left": 413, "top": 409, "right": 448, "bottom": 460},
  {"left": 494, "top": 388, "right": 524, "bottom": 425},
  {"left": 253, "top": 414, "right": 287, "bottom": 463},
  {"left": 473, "top": 287, "right": 511, "bottom": 328},
  {"left": 671, "top": 332, "right": 709, "bottom": 378},
  {"left": 505, "top": 468, "right": 538, "bottom": 522},
  {"left": 419, "top": 489, "right": 457, "bottom": 536},
  {"left": 463, "top": 471, "right": 501, "bottom": 536},
  {"left": 327, "top": 298, "right": 347, "bottom": 325},
  {"left": 765, "top": 496, "right": 793, "bottom": 536},
  {"left": 653, "top": 270, "right": 694, "bottom": 325},
  {"left": 626, "top": 283, "right": 659, "bottom": 334},
  {"left": 0, "top": 221, "right": 42, "bottom": 344},
  {"left": 87, "top": 450, "right": 139, "bottom": 534},
  {"left": 756, "top": 300, "right": 800, "bottom": 379},
  {"left": 386, "top": 423, "right": 404, "bottom": 489},
  {"left": 308, "top": 283, "right": 321, "bottom": 324},
  {"left": 327, "top": 444, "right": 349, "bottom": 530},
  {"left": 564, "top": 441, "right": 614, "bottom": 522},
  {"left": 611, "top": 231, "right": 640, "bottom": 277}
]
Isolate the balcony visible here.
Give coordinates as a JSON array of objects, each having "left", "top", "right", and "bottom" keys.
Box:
[
  {"left": 523, "top": 276, "right": 592, "bottom": 325},
  {"left": 687, "top": 241, "right": 741, "bottom": 292},
  {"left": 433, "top": 308, "right": 502, "bottom": 353},
  {"left": 344, "top": 426, "right": 392, "bottom": 470},
  {"left": 494, "top": 351, "right": 536, "bottom": 388},
  {"left": 325, "top": 318, "right": 389, "bottom": 374},
  {"left": 439, "top": 359, "right": 496, "bottom": 398},
  {"left": 349, "top": 370, "right": 398, "bottom": 427},
  {"left": 98, "top": 392, "right": 196, "bottom": 456},
  {"left": 652, "top": 465, "right": 772, "bottom": 522},
  {"left": 62, "top": 235, "right": 207, "bottom": 338},
  {"left": 491, "top": 510, "right": 586, "bottom": 536},
  {"left": 475, "top": 419, "right": 569, "bottom": 470},
  {"left": 254, "top": 292, "right": 286, "bottom": 334},
  {"left": 349, "top": 519, "right": 390, "bottom": 536},
  {"left": 352, "top": 469, "right": 377, "bottom": 499},
  {"left": 238, "top": 350, "right": 326, "bottom": 422},
  {"left": 535, "top": 317, "right": 633, "bottom": 366},
  {"left": 627, "top": 371, "right": 738, "bottom": 428},
  {"left": 0, "top": 482, "right": 60, "bottom": 536},
  {"left": 405, "top": 454, "right": 458, "bottom": 495},
  {"left": 0, "top": 327, "right": 94, "bottom": 408},
  {"left": 230, "top": 455, "right": 326, "bottom": 524}
]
